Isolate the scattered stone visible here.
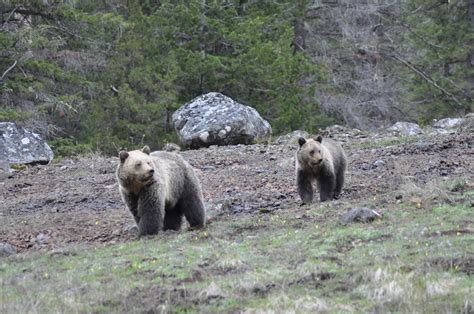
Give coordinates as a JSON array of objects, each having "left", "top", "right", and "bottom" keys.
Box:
[
  {"left": 259, "top": 208, "right": 272, "bottom": 214},
  {"left": 201, "top": 282, "right": 225, "bottom": 300},
  {"left": 0, "top": 159, "right": 13, "bottom": 181},
  {"left": 319, "top": 124, "right": 366, "bottom": 141},
  {"left": 386, "top": 122, "right": 423, "bottom": 136},
  {"left": 163, "top": 142, "right": 181, "bottom": 152},
  {"left": 0, "top": 242, "right": 16, "bottom": 257},
  {"left": 373, "top": 160, "right": 385, "bottom": 168},
  {"left": 459, "top": 113, "right": 474, "bottom": 133},
  {"left": 173, "top": 92, "right": 272, "bottom": 148},
  {"left": 123, "top": 224, "right": 139, "bottom": 234},
  {"left": 415, "top": 142, "right": 431, "bottom": 151},
  {"left": 201, "top": 165, "right": 217, "bottom": 171},
  {"left": 439, "top": 169, "right": 449, "bottom": 176},
  {"left": 360, "top": 163, "right": 371, "bottom": 171},
  {"left": 36, "top": 233, "right": 48, "bottom": 244},
  {"left": 274, "top": 130, "right": 309, "bottom": 145},
  {"left": 342, "top": 207, "right": 382, "bottom": 224},
  {"left": 409, "top": 197, "right": 423, "bottom": 209},
  {"left": 395, "top": 194, "right": 403, "bottom": 200},
  {"left": 0, "top": 122, "right": 54, "bottom": 165}
]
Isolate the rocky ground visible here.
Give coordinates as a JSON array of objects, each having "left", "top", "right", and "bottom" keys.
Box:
[{"left": 1, "top": 130, "right": 473, "bottom": 254}]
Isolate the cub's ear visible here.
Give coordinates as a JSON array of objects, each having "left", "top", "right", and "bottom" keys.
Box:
[
  {"left": 142, "top": 145, "right": 151, "bottom": 155},
  {"left": 119, "top": 151, "right": 129, "bottom": 162},
  {"left": 298, "top": 137, "right": 306, "bottom": 147},
  {"left": 316, "top": 135, "right": 323, "bottom": 143}
]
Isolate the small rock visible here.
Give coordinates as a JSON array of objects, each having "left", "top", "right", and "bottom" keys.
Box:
[
  {"left": 373, "top": 160, "right": 385, "bottom": 168},
  {"left": 0, "top": 242, "right": 17, "bottom": 256},
  {"left": 201, "top": 165, "right": 216, "bottom": 171},
  {"left": 415, "top": 142, "right": 431, "bottom": 151},
  {"left": 360, "top": 163, "right": 371, "bottom": 171},
  {"left": 342, "top": 207, "right": 382, "bottom": 224},
  {"left": 123, "top": 224, "right": 138, "bottom": 233},
  {"left": 269, "top": 156, "right": 276, "bottom": 161},
  {"left": 201, "top": 282, "right": 225, "bottom": 300},
  {"left": 163, "top": 143, "right": 181, "bottom": 152},
  {"left": 409, "top": 197, "right": 423, "bottom": 209},
  {"left": 36, "top": 233, "right": 48, "bottom": 244},
  {"left": 274, "top": 130, "right": 309, "bottom": 145},
  {"left": 395, "top": 194, "right": 403, "bottom": 200},
  {"left": 459, "top": 113, "right": 474, "bottom": 133}
]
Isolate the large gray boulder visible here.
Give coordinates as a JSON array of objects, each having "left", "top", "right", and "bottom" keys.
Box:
[
  {"left": 173, "top": 92, "right": 272, "bottom": 148},
  {"left": 386, "top": 122, "right": 423, "bottom": 136},
  {"left": 432, "top": 118, "right": 464, "bottom": 134},
  {"left": 0, "top": 122, "right": 54, "bottom": 164}
]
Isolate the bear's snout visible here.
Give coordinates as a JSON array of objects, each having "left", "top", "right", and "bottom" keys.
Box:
[
  {"left": 310, "top": 157, "right": 322, "bottom": 167},
  {"left": 149, "top": 169, "right": 154, "bottom": 175}
]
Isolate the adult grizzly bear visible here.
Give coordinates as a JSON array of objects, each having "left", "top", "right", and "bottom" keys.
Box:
[
  {"left": 116, "top": 146, "right": 205, "bottom": 237},
  {"left": 296, "top": 136, "right": 346, "bottom": 204}
]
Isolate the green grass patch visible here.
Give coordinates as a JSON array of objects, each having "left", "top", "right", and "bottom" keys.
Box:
[
  {"left": 355, "top": 135, "right": 420, "bottom": 149},
  {"left": 2, "top": 200, "right": 473, "bottom": 313}
]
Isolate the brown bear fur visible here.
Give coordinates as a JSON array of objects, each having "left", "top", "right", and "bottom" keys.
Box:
[
  {"left": 296, "top": 136, "right": 346, "bottom": 203},
  {"left": 116, "top": 146, "right": 205, "bottom": 237}
]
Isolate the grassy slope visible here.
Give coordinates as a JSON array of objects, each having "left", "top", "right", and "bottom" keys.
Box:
[{"left": 2, "top": 189, "right": 472, "bottom": 313}]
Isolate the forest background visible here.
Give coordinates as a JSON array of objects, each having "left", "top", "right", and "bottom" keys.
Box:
[{"left": 1, "top": 0, "right": 472, "bottom": 155}]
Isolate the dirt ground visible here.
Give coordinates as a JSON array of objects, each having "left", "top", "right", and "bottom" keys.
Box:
[{"left": 1, "top": 131, "right": 473, "bottom": 253}]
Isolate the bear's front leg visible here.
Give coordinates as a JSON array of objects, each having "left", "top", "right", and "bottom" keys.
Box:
[
  {"left": 317, "top": 174, "right": 336, "bottom": 202},
  {"left": 297, "top": 170, "right": 314, "bottom": 204},
  {"left": 120, "top": 189, "right": 140, "bottom": 224},
  {"left": 137, "top": 192, "right": 164, "bottom": 237}
]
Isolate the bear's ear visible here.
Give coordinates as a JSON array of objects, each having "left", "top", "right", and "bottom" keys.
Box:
[
  {"left": 142, "top": 145, "right": 151, "bottom": 155},
  {"left": 119, "top": 151, "right": 129, "bottom": 162},
  {"left": 298, "top": 137, "right": 306, "bottom": 147},
  {"left": 316, "top": 135, "right": 323, "bottom": 143}
]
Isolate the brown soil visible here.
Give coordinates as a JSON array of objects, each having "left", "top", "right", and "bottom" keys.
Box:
[{"left": 1, "top": 132, "right": 473, "bottom": 253}]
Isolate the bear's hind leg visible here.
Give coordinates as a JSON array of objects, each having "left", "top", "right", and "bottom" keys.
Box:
[
  {"left": 163, "top": 208, "right": 183, "bottom": 231},
  {"left": 334, "top": 168, "right": 345, "bottom": 199},
  {"left": 178, "top": 194, "right": 205, "bottom": 230}
]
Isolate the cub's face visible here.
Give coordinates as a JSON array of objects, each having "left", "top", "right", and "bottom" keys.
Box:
[
  {"left": 297, "top": 137, "right": 323, "bottom": 169},
  {"left": 117, "top": 146, "right": 155, "bottom": 190}
]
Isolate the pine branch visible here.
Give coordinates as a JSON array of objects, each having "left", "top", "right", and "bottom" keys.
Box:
[
  {"left": 391, "top": 55, "right": 465, "bottom": 108},
  {"left": 0, "top": 60, "right": 17, "bottom": 81}
]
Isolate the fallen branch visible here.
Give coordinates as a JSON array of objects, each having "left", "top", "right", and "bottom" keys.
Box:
[
  {"left": 0, "top": 60, "right": 18, "bottom": 81},
  {"left": 1, "top": 5, "right": 21, "bottom": 29},
  {"left": 391, "top": 54, "right": 464, "bottom": 108}
]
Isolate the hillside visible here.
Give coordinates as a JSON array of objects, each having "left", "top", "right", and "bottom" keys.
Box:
[{"left": 1, "top": 131, "right": 473, "bottom": 312}]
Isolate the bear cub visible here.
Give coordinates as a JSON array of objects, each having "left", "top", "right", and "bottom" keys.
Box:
[
  {"left": 116, "top": 146, "right": 205, "bottom": 237},
  {"left": 296, "top": 136, "right": 347, "bottom": 204}
]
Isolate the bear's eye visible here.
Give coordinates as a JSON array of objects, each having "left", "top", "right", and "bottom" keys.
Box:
[
  {"left": 135, "top": 161, "right": 142, "bottom": 168},
  {"left": 309, "top": 150, "right": 315, "bottom": 155}
]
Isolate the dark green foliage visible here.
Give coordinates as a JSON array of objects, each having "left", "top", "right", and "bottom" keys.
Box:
[
  {"left": 48, "top": 139, "right": 93, "bottom": 158},
  {"left": 401, "top": 0, "right": 473, "bottom": 123},
  {"left": 1, "top": 1, "right": 471, "bottom": 156}
]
